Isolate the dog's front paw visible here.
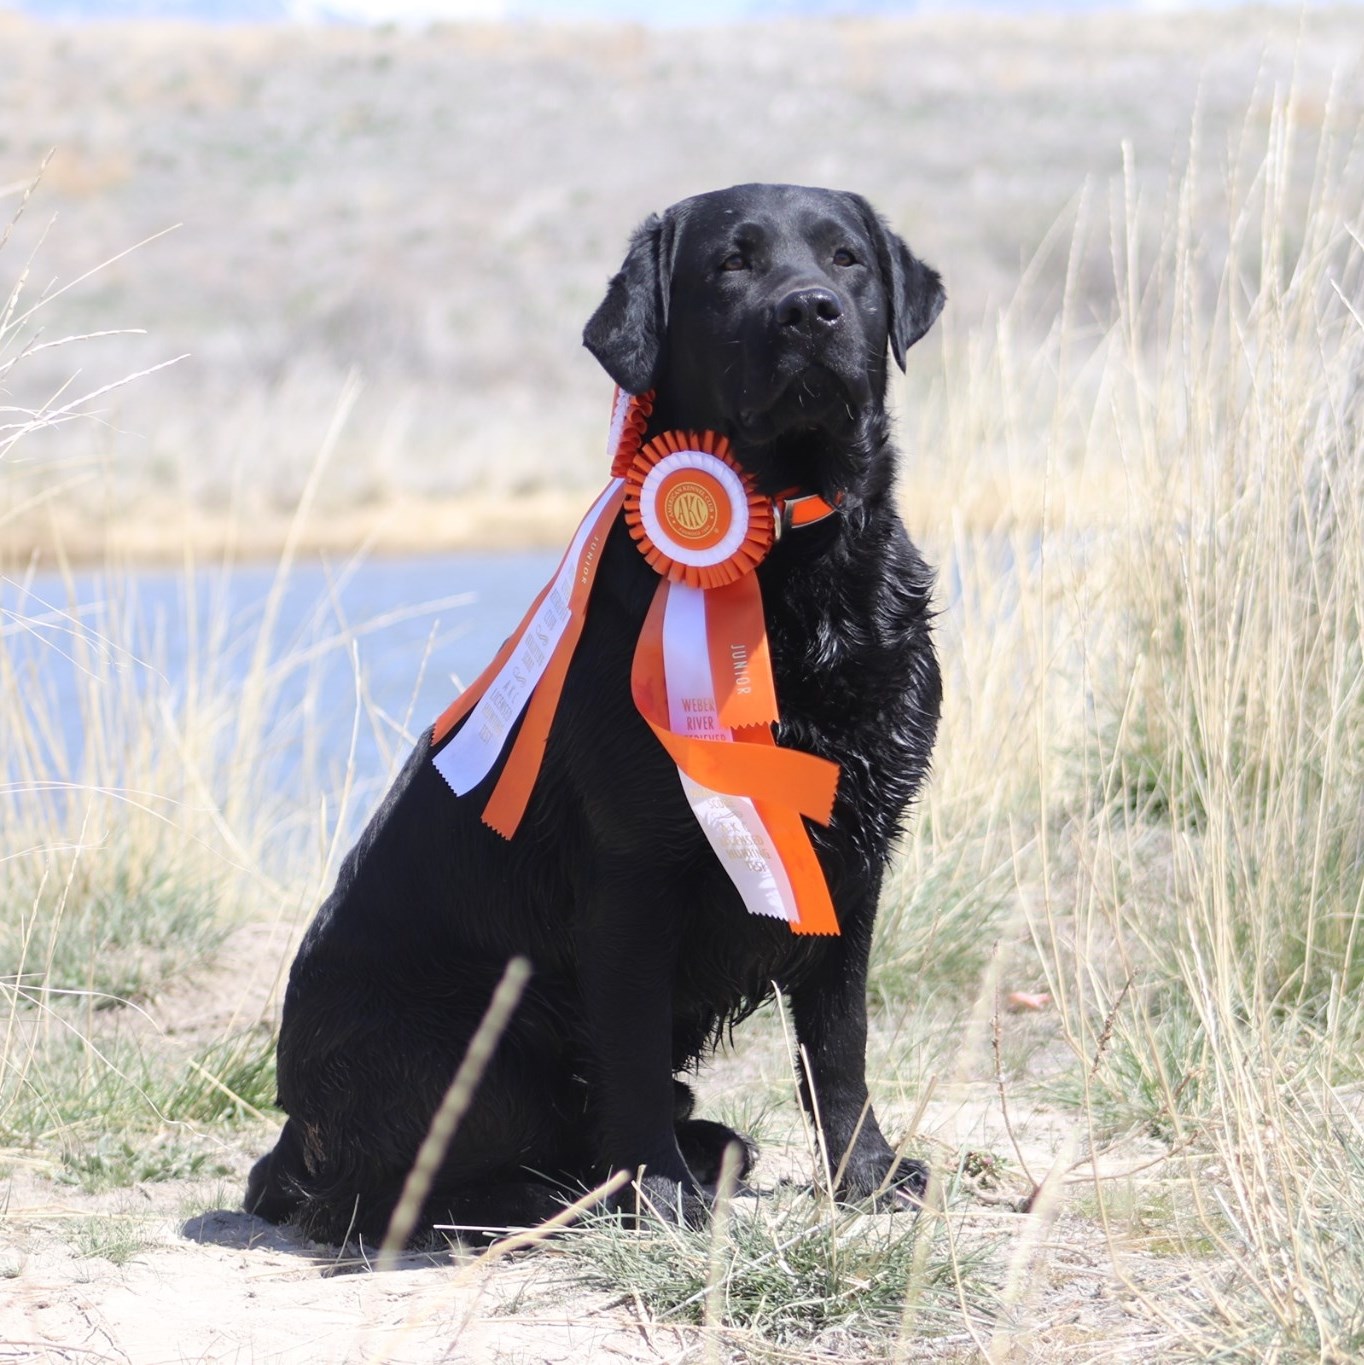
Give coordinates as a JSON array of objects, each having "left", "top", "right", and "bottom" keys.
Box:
[
  {"left": 676, "top": 1117, "right": 758, "bottom": 1191},
  {"left": 836, "top": 1152, "right": 929, "bottom": 1212},
  {"left": 611, "top": 1171, "right": 710, "bottom": 1229}
]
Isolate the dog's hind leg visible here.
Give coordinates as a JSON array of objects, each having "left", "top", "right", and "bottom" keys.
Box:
[
  {"left": 296, "top": 1178, "right": 576, "bottom": 1251},
  {"left": 244, "top": 1116, "right": 310, "bottom": 1224},
  {"left": 420, "top": 1180, "right": 574, "bottom": 1246},
  {"left": 257, "top": 1030, "right": 597, "bottom": 1246}
]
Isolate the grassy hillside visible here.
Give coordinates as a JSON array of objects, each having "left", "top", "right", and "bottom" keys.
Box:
[{"left": 2, "top": 6, "right": 1361, "bottom": 556}]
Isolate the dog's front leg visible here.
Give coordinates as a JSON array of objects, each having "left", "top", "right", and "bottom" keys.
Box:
[
  {"left": 577, "top": 881, "right": 707, "bottom": 1226},
  {"left": 788, "top": 894, "right": 927, "bottom": 1209}
]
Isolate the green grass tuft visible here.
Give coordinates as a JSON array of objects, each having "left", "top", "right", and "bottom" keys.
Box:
[
  {"left": 568, "top": 1186, "right": 1000, "bottom": 1352},
  {"left": 0, "top": 1026, "right": 278, "bottom": 1172},
  {"left": 3, "top": 862, "right": 227, "bottom": 1009},
  {"left": 58, "top": 1135, "right": 231, "bottom": 1194},
  {"left": 69, "top": 1209, "right": 160, "bottom": 1266}
]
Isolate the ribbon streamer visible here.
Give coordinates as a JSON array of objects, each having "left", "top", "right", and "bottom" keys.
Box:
[
  {"left": 431, "top": 390, "right": 841, "bottom": 935},
  {"left": 431, "top": 478, "right": 623, "bottom": 810},
  {"left": 633, "top": 580, "right": 839, "bottom": 934}
]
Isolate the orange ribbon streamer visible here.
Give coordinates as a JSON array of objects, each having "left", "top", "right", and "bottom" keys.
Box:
[
  {"left": 630, "top": 580, "right": 840, "bottom": 935},
  {"left": 431, "top": 389, "right": 843, "bottom": 934},
  {"left": 431, "top": 576, "right": 557, "bottom": 749},
  {"left": 704, "top": 574, "right": 779, "bottom": 731},
  {"left": 631, "top": 582, "right": 838, "bottom": 826},
  {"left": 481, "top": 484, "right": 624, "bottom": 838}
]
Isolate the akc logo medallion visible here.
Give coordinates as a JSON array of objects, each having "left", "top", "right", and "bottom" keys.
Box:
[
  {"left": 623, "top": 432, "right": 775, "bottom": 589},
  {"left": 659, "top": 471, "right": 729, "bottom": 549}
]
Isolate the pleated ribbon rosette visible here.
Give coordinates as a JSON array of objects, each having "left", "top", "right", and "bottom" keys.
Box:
[{"left": 430, "top": 390, "right": 841, "bottom": 935}]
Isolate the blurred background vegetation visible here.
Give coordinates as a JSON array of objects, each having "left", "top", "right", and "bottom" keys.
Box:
[{"left": 3, "top": 5, "right": 1360, "bottom": 557}]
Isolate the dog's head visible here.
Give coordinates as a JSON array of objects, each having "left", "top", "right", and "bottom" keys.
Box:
[{"left": 584, "top": 183, "right": 944, "bottom": 499}]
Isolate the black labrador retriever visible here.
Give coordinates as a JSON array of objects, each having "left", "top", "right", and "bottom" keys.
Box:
[{"left": 246, "top": 183, "right": 944, "bottom": 1245}]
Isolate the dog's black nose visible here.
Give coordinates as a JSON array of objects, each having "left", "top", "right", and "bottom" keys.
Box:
[{"left": 775, "top": 286, "right": 843, "bottom": 331}]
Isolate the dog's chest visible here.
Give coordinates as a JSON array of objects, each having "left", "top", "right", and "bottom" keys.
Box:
[
  {"left": 548, "top": 516, "right": 937, "bottom": 933},
  {"left": 764, "top": 557, "right": 936, "bottom": 855}
]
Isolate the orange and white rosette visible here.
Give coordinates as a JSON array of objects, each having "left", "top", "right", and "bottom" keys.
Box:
[
  {"left": 431, "top": 389, "right": 841, "bottom": 936},
  {"left": 623, "top": 431, "right": 773, "bottom": 590}
]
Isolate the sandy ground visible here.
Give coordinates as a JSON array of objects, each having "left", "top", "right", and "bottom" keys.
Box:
[
  {"left": 1, "top": 1127, "right": 1172, "bottom": 1364},
  {"left": 4, "top": 1197, "right": 689, "bottom": 1364},
  {"left": 6, "top": 1198, "right": 686, "bottom": 1363},
  {"left": 0, "top": 948, "right": 1190, "bottom": 1365}
]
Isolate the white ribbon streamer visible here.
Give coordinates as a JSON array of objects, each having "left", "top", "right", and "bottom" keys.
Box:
[
  {"left": 433, "top": 478, "right": 624, "bottom": 796},
  {"left": 662, "top": 583, "right": 796, "bottom": 924}
]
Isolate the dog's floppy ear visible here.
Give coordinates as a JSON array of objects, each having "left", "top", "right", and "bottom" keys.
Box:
[
  {"left": 583, "top": 211, "right": 674, "bottom": 394},
  {"left": 848, "top": 195, "right": 945, "bottom": 371}
]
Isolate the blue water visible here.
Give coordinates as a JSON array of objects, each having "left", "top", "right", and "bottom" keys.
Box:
[
  {"left": 1, "top": 550, "right": 559, "bottom": 826},
  {"left": 3, "top": 536, "right": 1004, "bottom": 851}
]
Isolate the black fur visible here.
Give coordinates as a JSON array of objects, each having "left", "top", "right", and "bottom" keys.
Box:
[{"left": 246, "top": 183, "right": 944, "bottom": 1245}]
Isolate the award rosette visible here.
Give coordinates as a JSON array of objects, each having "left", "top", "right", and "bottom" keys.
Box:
[
  {"left": 623, "top": 431, "right": 773, "bottom": 590},
  {"left": 430, "top": 390, "right": 841, "bottom": 935}
]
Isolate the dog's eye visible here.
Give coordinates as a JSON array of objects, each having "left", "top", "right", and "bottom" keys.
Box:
[
  {"left": 833, "top": 248, "right": 858, "bottom": 267},
  {"left": 720, "top": 253, "right": 748, "bottom": 272}
]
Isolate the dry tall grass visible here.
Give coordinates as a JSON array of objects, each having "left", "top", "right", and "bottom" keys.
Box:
[
  {"left": 0, "top": 170, "right": 410, "bottom": 1164},
  {"left": 2, "top": 6, "right": 1361, "bottom": 560},
  {"left": 884, "top": 87, "right": 1364, "bottom": 1357}
]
